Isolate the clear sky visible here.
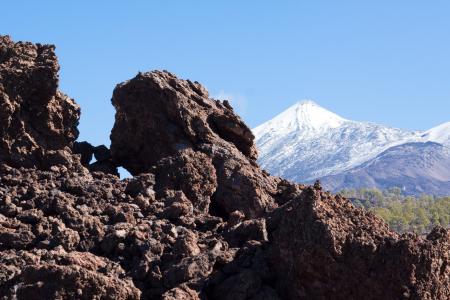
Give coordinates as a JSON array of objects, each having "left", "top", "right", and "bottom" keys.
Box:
[{"left": 2, "top": 1, "right": 450, "bottom": 147}]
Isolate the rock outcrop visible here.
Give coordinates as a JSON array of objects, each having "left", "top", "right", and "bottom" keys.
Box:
[
  {"left": 266, "top": 186, "right": 450, "bottom": 299},
  {"left": 110, "top": 71, "right": 279, "bottom": 218},
  {"left": 0, "top": 35, "right": 80, "bottom": 169},
  {"left": 0, "top": 36, "right": 448, "bottom": 300}
]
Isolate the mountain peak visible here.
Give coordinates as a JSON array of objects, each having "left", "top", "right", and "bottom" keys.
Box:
[
  {"left": 281, "top": 100, "right": 346, "bottom": 130},
  {"left": 295, "top": 99, "right": 319, "bottom": 106},
  {"left": 253, "top": 100, "right": 347, "bottom": 135}
]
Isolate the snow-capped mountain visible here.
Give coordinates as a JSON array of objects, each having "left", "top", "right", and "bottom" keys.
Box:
[
  {"left": 253, "top": 100, "right": 450, "bottom": 194},
  {"left": 421, "top": 122, "right": 450, "bottom": 145}
]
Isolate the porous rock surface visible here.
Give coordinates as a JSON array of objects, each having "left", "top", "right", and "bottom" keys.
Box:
[
  {"left": 0, "top": 35, "right": 80, "bottom": 169},
  {"left": 0, "top": 36, "right": 448, "bottom": 300},
  {"left": 110, "top": 71, "right": 279, "bottom": 219}
]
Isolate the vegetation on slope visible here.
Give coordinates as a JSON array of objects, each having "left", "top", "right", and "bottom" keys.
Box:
[{"left": 340, "top": 187, "right": 450, "bottom": 234}]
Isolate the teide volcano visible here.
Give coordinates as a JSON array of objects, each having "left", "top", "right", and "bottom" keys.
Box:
[{"left": 254, "top": 100, "right": 450, "bottom": 195}]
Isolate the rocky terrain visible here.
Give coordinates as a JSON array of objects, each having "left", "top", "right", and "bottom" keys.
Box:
[{"left": 0, "top": 35, "right": 448, "bottom": 299}]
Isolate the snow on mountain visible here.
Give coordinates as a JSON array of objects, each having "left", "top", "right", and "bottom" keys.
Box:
[
  {"left": 255, "top": 99, "right": 347, "bottom": 133},
  {"left": 253, "top": 100, "right": 449, "bottom": 184},
  {"left": 421, "top": 122, "right": 450, "bottom": 146}
]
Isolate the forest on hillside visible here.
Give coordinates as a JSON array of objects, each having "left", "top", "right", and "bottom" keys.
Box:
[{"left": 340, "top": 187, "right": 450, "bottom": 234}]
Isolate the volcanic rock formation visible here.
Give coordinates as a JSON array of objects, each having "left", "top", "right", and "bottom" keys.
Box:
[
  {"left": 110, "top": 71, "right": 279, "bottom": 218},
  {"left": 0, "top": 36, "right": 448, "bottom": 300},
  {"left": 0, "top": 35, "right": 80, "bottom": 169}
]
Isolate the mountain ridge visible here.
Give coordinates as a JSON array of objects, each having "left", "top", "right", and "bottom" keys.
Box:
[{"left": 254, "top": 100, "right": 450, "bottom": 194}]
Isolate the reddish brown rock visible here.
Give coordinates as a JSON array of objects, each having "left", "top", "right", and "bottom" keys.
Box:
[
  {"left": 110, "top": 71, "right": 257, "bottom": 170},
  {"left": 162, "top": 284, "right": 200, "bottom": 300},
  {"left": 265, "top": 186, "right": 450, "bottom": 300},
  {"left": 154, "top": 149, "right": 217, "bottom": 214},
  {"left": 0, "top": 248, "right": 141, "bottom": 299},
  {"left": 110, "top": 70, "right": 278, "bottom": 218},
  {"left": 0, "top": 35, "right": 80, "bottom": 169},
  {"left": 0, "top": 163, "right": 232, "bottom": 300}
]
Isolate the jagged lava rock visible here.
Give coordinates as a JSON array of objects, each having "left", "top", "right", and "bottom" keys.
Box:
[
  {"left": 110, "top": 71, "right": 279, "bottom": 218},
  {"left": 266, "top": 186, "right": 450, "bottom": 299},
  {"left": 154, "top": 148, "right": 217, "bottom": 214},
  {"left": 0, "top": 163, "right": 233, "bottom": 299},
  {"left": 0, "top": 248, "right": 140, "bottom": 299},
  {"left": 110, "top": 70, "right": 256, "bottom": 169},
  {"left": 0, "top": 35, "right": 80, "bottom": 169}
]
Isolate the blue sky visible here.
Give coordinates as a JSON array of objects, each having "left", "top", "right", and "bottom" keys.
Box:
[{"left": 2, "top": 1, "right": 450, "bottom": 147}]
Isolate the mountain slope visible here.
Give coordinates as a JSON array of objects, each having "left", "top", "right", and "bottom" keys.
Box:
[
  {"left": 254, "top": 100, "right": 422, "bottom": 181},
  {"left": 254, "top": 100, "right": 450, "bottom": 194},
  {"left": 422, "top": 122, "right": 450, "bottom": 145},
  {"left": 319, "top": 142, "right": 450, "bottom": 195}
]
